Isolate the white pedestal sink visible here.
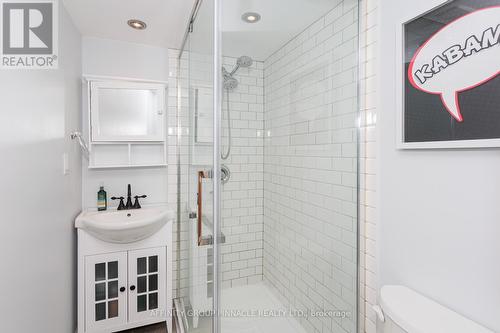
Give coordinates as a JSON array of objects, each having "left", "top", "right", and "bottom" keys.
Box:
[
  {"left": 75, "top": 205, "right": 175, "bottom": 244},
  {"left": 76, "top": 205, "right": 174, "bottom": 333}
]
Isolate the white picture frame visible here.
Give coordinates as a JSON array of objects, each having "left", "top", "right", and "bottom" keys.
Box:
[{"left": 395, "top": 0, "right": 500, "bottom": 149}]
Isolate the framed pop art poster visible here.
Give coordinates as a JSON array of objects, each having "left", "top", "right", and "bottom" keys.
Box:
[{"left": 396, "top": 0, "right": 500, "bottom": 149}]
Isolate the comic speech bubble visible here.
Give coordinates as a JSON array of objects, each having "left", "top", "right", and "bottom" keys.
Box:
[{"left": 408, "top": 6, "right": 500, "bottom": 122}]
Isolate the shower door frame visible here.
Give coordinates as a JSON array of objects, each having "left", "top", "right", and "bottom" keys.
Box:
[{"left": 211, "top": 0, "right": 222, "bottom": 333}]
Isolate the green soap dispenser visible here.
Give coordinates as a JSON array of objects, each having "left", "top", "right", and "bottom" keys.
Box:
[{"left": 97, "top": 184, "right": 107, "bottom": 211}]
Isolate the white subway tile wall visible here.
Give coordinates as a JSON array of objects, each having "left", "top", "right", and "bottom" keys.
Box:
[{"left": 263, "top": 1, "right": 359, "bottom": 333}]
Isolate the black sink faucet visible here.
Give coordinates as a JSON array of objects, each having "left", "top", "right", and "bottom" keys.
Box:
[
  {"left": 111, "top": 184, "right": 147, "bottom": 210},
  {"left": 125, "top": 184, "right": 133, "bottom": 209}
]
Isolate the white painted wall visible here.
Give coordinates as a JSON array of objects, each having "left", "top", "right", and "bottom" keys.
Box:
[
  {"left": 82, "top": 37, "right": 170, "bottom": 81},
  {"left": 81, "top": 37, "right": 170, "bottom": 209},
  {"left": 378, "top": 0, "right": 500, "bottom": 331},
  {"left": 0, "top": 4, "right": 82, "bottom": 332}
]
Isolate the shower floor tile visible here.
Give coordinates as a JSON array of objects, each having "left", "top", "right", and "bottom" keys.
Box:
[
  {"left": 121, "top": 283, "right": 307, "bottom": 333},
  {"left": 192, "top": 282, "right": 307, "bottom": 333}
]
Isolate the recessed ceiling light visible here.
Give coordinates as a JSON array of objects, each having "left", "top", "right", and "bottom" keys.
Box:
[
  {"left": 241, "top": 12, "right": 261, "bottom": 23},
  {"left": 127, "top": 19, "right": 147, "bottom": 30}
]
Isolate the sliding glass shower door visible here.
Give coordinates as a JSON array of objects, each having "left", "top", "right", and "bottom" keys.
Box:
[
  {"left": 178, "top": 1, "right": 360, "bottom": 332},
  {"left": 177, "top": 0, "right": 218, "bottom": 332}
]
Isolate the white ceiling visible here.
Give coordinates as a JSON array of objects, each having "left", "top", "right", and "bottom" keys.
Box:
[
  {"left": 221, "top": 0, "right": 339, "bottom": 60},
  {"left": 63, "top": 0, "right": 340, "bottom": 61},
  {"left": 62, "top": 0, "right": 196, "bottom": 49}
]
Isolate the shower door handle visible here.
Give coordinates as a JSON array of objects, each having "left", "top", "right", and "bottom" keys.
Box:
[
  {"left": 197, "top": 170, "right": 226, "bottom": 246},
  {"left": 197, "top": 170, "right": 207, "bottom": 246}
]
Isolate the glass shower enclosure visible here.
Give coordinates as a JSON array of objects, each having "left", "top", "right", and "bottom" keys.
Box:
[{"left": 176, "top": 1, "right": 360, "bottom": 332}]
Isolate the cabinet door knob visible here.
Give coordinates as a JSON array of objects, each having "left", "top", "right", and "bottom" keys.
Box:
[
  {"left": 120, "top": 287, "right": 126, "bottom": 292},
  {"left": 130, "top": 285, "right": 136, "bottom": 291}
]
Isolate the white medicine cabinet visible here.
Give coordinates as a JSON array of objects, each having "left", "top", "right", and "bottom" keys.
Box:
[{"left": 85, "top": 76, "right": 168, "bottom": 169}]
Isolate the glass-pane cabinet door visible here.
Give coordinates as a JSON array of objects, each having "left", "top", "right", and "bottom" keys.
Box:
[
  {"left": 85, "top": 252, "right": 127, "bottom": 331},
  {"left": 128, "top": 247, "right": 167, "bottom": 323}
]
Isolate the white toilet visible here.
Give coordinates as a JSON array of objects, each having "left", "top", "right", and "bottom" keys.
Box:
[{"left": 375, "top": 285, "right": 493, "bottom": 333}]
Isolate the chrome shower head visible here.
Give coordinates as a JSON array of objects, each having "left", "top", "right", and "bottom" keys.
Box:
[
  {"left": 230, "top": 55, "right": 253, "bottom": 75},
  {"left": 236, "top": 55, "right": 253, "bottom": 68},
  {"left": 223, "top": 76, "right": 238, "bottom": 90}
]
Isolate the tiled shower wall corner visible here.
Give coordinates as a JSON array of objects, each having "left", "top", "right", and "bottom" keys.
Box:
[
  {"left": 359, "top": 0, "right": 378, "bottom": 332},
  {"left": 219, "top": 56, "right": 265, "bottom": 288},
  {"left": 263, "top": 1, "right": 359, "bottom": 333}
]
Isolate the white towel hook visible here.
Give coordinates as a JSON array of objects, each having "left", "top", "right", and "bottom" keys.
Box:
[{"left": 70, "top": 131, "right": 90, "bottom": 159}]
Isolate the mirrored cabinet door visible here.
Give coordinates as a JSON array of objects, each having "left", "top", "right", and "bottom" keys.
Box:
[
  {"left": 85, "top": 252, "right": 128, "bottom": 332},
  {"left": 90, "top": 81, "right": 166, "bottom": 142},
  {"left": 128, "top": 247, "right": 166, "bottom": 324}
]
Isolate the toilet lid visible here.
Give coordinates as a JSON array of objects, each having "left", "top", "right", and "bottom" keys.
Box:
[{"left": 380, "top": 285, "right": 493, "bottom": 333}]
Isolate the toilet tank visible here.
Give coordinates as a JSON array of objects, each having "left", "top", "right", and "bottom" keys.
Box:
[{"left": 377, "top": 286, "right": 493, "bottom": 333}]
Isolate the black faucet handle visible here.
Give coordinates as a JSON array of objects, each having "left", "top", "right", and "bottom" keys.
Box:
[
  {"left": 133, "top": 195, "right": 147, "bottom": 209},
  {"left": 111, "top": 196, "right": 126, "bottom": 210}
]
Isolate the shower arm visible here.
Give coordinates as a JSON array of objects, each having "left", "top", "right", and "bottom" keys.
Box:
[{"left": 229, "top": 63, "right": 241, "bottom": 76}]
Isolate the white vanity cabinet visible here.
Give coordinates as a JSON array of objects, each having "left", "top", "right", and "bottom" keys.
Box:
[{"left": 76, "top": 207, "right": 173, "bottom": 333}]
